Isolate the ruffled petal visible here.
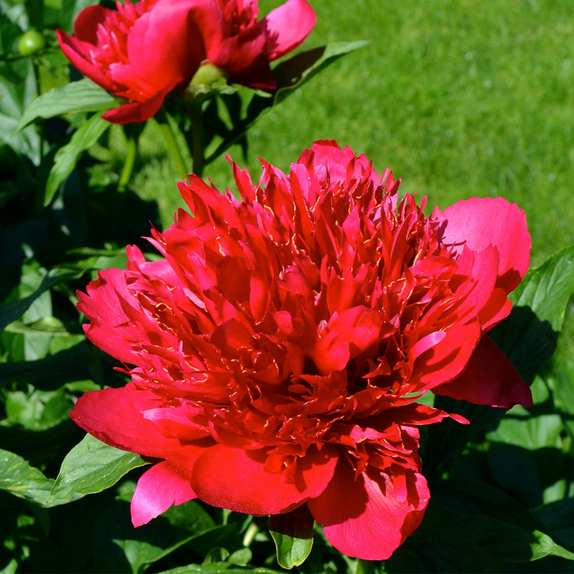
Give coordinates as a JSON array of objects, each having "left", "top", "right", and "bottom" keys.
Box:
[
  {"left": 56, "top": 27, "right": 118, "bottom": 92},
  {"left": 131, "top": 460, "right": 197, "bottom": 526},
  {"left": 435, "top": 197, "right": 531, "bottom": 294},
  {"left": 433, "top": 335, "right": 533, "bottom": 408},
  {"left": 308, "top": 458, "right": 429, "bottom": 560},
  {"left": 77, "top": 267, "right": 143, "bottom": 365},
  {"left": 263, "top": 0, "right": 316, "bottom": 60},
  {"left": 190, "top": 444, "right": 338, "bottom": 515}
]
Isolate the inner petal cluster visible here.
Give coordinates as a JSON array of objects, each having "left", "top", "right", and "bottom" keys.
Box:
[{"left": 99, "top": 146, "right": 496, "bottom": 490}]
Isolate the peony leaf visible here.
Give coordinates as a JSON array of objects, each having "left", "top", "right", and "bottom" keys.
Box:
[
  {"left": 44, "top": 112, "right": 111, "bottom": 206},
  {"left": 205, "top": 42, "right": 369, "bottom": 167},
  {"left": 0, "top": 341, "right": 91, "bottom": 390},
  {"left": 0, "top": 448, "right": 54, "bottom": 505},
  {"left": 92, "top": 493, "right": 218, "bottom": 574},
  {"left": 447, "top": 514, "right": 574, "bottom": 563},
  {"left": 47, "top": 434, "right": 149, "bottom": 505},
  {"left": 273, "top": 41, "right": 370, "bottom": 105},
  {"left": 0, "top": 267, "right": 75, "bottom": 331},
  {"left": 493, "top": 245, "right": 574, "bottom": 384},
  {"left": 269, "top": 505, "right": 314, "bottom": 569},
  {"left": 16, "top": 78, "right": 117, "bottom": 132}
]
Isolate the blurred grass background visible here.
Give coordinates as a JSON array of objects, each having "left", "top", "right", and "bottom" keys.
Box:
[{"left": 108, "top": 0, "right": 574, "bottom": 270}]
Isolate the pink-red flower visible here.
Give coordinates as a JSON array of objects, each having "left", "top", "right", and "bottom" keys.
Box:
[
  {"left": 73, "top": 141, "right": 532, "bottom": 560},
  {"left": 56, "top": 0, "right": 315, "bottom": 124}
]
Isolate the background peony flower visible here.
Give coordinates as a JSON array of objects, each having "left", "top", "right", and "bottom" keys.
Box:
[
  {"left": 206, "top": 0, "right": 316, "bottom": 90},
  {"left": 73, "top": 140, "right": 532, "bottom": 560},
  {"left": 56, "top": 0, "right": 315, "bottom": 124}
]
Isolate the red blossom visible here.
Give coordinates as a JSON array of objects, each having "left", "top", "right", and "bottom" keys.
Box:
[
  {"left": 56, "top": 0, "right": 315, "bottom": 124},
  {"left": 73, "top": 141, "right": 532, "bottom": 559}
]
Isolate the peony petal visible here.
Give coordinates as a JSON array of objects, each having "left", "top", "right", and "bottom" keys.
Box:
[
  {"left": 307, "top": 458, "right": 429, "bottom": 560},
  {"left": 131, "top": 460, "right": 197, "bottom": 526},
  {"left": 102, "top": 81, "right": 177, "bottom": 124},
  {"left": 433, "top": 335, "right": 532, "bottom": 408},
  {"left": 413, "top": 322, "right": 482, "bottom": 388},
  {"left": 263, "top": 0, "right": 316, "bottom": 60},
  {"left": 56, "top": 28, "right": 118, "bottom": 92},
  {"left": 77, "top": 268, "right": 143, "bottom": 365},
  {"left": 435, "top": 197, "right": 531, "bottom": 294},
  {"left": 116, "top": 0, "right": 216, "bottom": 96},
  {"left": 71, "top": 385, "right": 187, "bottom": 458},
  {"left": 190, "top": 444, "right": 338, "bottom": 515}
]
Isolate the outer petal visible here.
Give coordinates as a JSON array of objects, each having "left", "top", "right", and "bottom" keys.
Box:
[
  {"left": 433, "top": 335, "right": 533, "bottom": 408},
  {"left": 102, "top": 81, "right": 178, "bottom": 124},
  {"left": 190, "top": 444, "right": 338, "bottom": 515},
  {"left": 435, "top": 197, "right": 531, "bottom": 293},
  {"left": 131, "top": 460, "right": 197, "bottom": 526},
  {"left": 308, "top": 458, "right": 429, "bottom": 560},
  {"left": 71, "top": 384, "right": 186, "bottom": 458},
  {"left": 263, "top": 0, "right": 316, "bottom": 60}
]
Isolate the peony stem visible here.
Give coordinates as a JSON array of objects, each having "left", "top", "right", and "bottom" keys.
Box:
[
  {"left": 188, "top": 104, "right": 205, "bottom": 178},
  {"left": 356, "top": 558, "right": 376, "bottom": 574},
  {"left": 118, "top": 127, "right": 138, "bottom": 192},
  {"left": 242, "top": 521, "right": 259, "bottom": 547},
  {"left": 156, "top": 108, "right": 188, "bottom": 180}
]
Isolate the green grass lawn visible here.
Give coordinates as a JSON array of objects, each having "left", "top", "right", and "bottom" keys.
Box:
[{"left": 126, "top": 0, "right": 574, "bottom": 269}]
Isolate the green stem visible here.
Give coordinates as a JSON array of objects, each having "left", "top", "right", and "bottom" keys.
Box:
[
  {"left": 242, "top": 521, "right": 259, "bottom": 548},
  {"left": 156, "top": 109, "right": 188, "bottom": 180},
  {"left": 118, "top": 129, "right": 137, "bottom": 192},
  {"left": 32, "top": 57, "right": 46, "bottom": 216},
  {"left": 356, "top": 558, "right": 376, "bottom": 574},
  {"left": 188, "top": 104, "right": 205, "bottom": 178}
]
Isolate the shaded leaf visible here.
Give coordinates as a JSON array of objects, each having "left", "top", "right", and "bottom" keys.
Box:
[
  {"left": 0, "top": 268, "right": 76, "bottom": 331},
  {"left": 0, "top": 341, "right": 91, "bottom": 390},
  {"left": 48, "top": 434, "right": 149, "bottom": 505},
  {"left": 92, "top": 495, "right": 217, "bottom": 574},
  {"left": 449, "top": 514, "right": 574, "bottom": 563},
  {"left": 493, "top": 245, "right": 574, "bottom": 384}
]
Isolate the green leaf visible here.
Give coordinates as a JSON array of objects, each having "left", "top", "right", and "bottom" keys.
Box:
[
  {"left": 0, "top": 448, "right": 54, "bottom": 505},
  {"left": 269, "top": 506, "right": 314, "bottom": 569},
  {"left": 273, "top": 41, "right": 370, "bottom": 105},
  {"left": 449, "top": 514, "right": 574, "bottom": 563},
  {"left": 431, "top": 479, "right": 544, "bottom": 531},
  {"left": 92, "top": 493, "right": 218, "bottom": 574},
  {"left": 44, "top": 112, "right": 111, "bottom": 205},
  {"left": 205, "top": 41, "right": 369, "bottom": 167},
  {"left": 384, "top": 525, "right": 498, "bottom": 573},
  {"left": 492, "top": 245, "right": 574, "bottom": 384},
  {"left": 0, "top": 341, "right": 91, "bottom": 390},
  {"left": 48, "top": 434, "right": 149, "bottom": 505},
  {"left": 158, "top": 567, "right": 279, "bottom": 574},
  {"left": 0, "top": 268, "right": 75, "bottom": 331},
  {"left": 16, "top": 78, "right": 117, "bottom": 131}
]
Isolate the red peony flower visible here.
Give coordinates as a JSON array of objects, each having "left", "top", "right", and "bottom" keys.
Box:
[
  {"left": 73, "top": 141, "right": 532, "bottom": 560},
  {"left": 56, "top": 0, "right": 315, "bottom": 124}
]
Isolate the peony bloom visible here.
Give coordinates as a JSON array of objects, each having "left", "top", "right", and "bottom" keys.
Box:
[
  {"left": 73, "top": 141, "right": 532, "bottom": 560},
  {"left": 56, "top": 0, "right": 315, "bottom": 124}
]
